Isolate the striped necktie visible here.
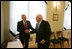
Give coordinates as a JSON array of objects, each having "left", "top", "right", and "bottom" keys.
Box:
[{"left": 24, "top": 22, "right": 27, "bottom": 30}]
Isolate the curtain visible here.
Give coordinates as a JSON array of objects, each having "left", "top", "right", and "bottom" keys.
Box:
[{"left": 10, "top": 1, "right": 46, "bottom": 34}]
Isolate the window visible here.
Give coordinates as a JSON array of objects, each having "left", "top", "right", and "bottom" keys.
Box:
[
  {"left": 10, "top": 1, "right": 46, "bottom": 34},
  {"left": 29, "top": 1, "right": 46, "bottom": 28},
  {"left": 63, "top": 1, "right": 71, "bottom": 29}
]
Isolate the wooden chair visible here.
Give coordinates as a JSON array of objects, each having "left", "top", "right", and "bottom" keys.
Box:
[
  {"left": 56, "top": 31, "right": 69, "bottom": 48},
  {"left": 50, "top": 32, "right": 62, "bottom": 48}
]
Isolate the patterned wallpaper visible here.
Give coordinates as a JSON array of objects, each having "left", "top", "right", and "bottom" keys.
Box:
[{"left": 46, "top": 1, "right": 65, "bottom": 33}]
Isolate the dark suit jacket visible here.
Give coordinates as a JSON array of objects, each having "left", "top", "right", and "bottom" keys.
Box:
[
  {"left": 17, "top": 20, "right": 34, "bottom": 40},
  {"left": 33, "top": 20, "right": 51, "bottom": 44}
]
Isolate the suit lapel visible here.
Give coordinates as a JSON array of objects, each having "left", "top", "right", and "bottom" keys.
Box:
[
  {"left": 21, "top": 20, "right": 25, "bottom": 29},
  {"left": 38, "top": 20, "right": 43, "bottom": 30}
]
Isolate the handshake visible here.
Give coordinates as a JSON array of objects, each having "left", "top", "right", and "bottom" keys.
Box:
[{"left": 25, "top": 29, "right": 30, "bottom": 34}]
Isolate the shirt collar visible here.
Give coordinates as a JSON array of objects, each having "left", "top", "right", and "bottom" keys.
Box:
[{"left": 23, "top": 20, "right": 27, "bottom": 24}]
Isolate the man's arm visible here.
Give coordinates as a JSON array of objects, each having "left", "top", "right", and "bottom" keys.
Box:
[
  {"left": 28, "top": 21, "right": 36, "bottom": 33},
  {"left": 44, "top": 21, "right": 51, "bottom": 41},
  {"left": 17, "top": 22, "right": 20, "bottom": 32},
  {"left": 40, "top": 21, "right": 51, "bottom": 44}
]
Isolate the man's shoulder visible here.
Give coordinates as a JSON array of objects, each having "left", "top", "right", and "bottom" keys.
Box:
[
  {"left": 18, "top": 20, "right": 23, "bottom": 23},
  {"left": 27, "top": 20, "right": 30, "bottom": 23},
  {"left": 42, "top": 20, "right": 50, "bottom": 28},
  {"left": 18, "top": 20, "right": 30, "bottom": 23},
  {"left": 42, "top": 20, "right": 49, "bottom": 24},
  {"left": 42, "top": 20, "right": 50, "bottom": 26}
]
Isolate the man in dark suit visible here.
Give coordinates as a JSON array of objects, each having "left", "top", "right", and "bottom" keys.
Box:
[
  {"left": 33, "top": 14, "right": 51, "bottom": 48},
  {"left": 17, "top": 14, "right": 34, "bottom": 48}
]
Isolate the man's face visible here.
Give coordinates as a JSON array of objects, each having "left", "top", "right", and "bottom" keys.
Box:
[
  {"left": 36, "top": 16, "right": 41, "bottom": 23},
  {"left": 22, "top": 15, "right": 26, "bottom": 21}
]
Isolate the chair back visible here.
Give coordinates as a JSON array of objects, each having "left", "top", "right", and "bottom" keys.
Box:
[
  {"left": 51, "top": 32, "right": 56, "bottom": 39},
  {"left": 56, "top": 31, "right": 63, "bottom": 38}
]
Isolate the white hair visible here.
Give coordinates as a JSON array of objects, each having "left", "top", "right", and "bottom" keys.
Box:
[{"left": 36, "top": 14, "right": 43, "bottom": 19}]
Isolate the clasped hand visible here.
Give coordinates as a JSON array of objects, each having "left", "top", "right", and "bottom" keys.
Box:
[
  {"left": 40, "top": 40, "right": 45, "bottom": 44},
  {"left": 25, "top": 29, "right": 30, "bottom": 33}
]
